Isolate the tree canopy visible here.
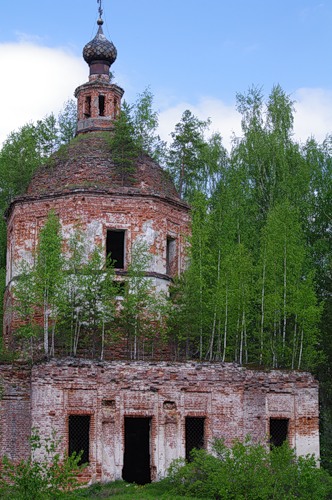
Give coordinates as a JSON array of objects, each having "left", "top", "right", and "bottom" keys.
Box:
[{"left": 1, "top": 85, "right": 332, "bottom": 468}]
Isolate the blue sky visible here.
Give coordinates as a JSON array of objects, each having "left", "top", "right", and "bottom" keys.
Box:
[{"left": 1, "top": 0, "right": 332, "bottom": 149}]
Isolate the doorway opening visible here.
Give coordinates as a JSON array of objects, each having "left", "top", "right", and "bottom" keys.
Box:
[
  {"left": 122, "top": 417, "right": 151, "bottom": 485},
  {"left": 185, "top": 416, "right": 205, "bottom": 461}
]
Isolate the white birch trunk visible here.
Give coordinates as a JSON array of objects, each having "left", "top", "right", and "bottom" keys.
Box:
[
  {"left": 101, "top": 319, "right": 105, "bottom": 360},
  {"left": 44, "top": 292, "right": 49, "bottom": 356},
  {"left": 291, "top": 314, "right": 298, "bottom": 369},
  {"left": 298, "top": 327, "right": 304, "bottom": 370},
  {"left": 207, "top": 249, "right": 221, "bottom": 361},
  {"left": 222, "top": 285, "right": 228, "bottom": 362},
  {"left": 260, "top": 249, "right": 266, "bottom": 364},
  {"left": 282, "top": 234, "right": 287, "bottom": 354}
]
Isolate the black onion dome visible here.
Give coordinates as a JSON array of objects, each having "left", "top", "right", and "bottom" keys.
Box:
[{"left": 83, "top": 19, "right": 117, "bottom": 65}]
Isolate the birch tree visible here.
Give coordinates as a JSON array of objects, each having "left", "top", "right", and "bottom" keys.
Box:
[
  {"left": 14, "top": 210, "right": 64, "bottom": 357},
  {"left": 119, "top": 239, "right": 166, "bottom": 360},
  {"left": 132, "top": 88, "right": 166, "bottom": 163},
  {"left": 167, "top": 110, "right": 211, "bottom": 200},
  {"left": 34, "top": 210, "right": 64, "bottom": 356},
  {"left": 257, "top": 202, "right": 321, "bottom": 368}
]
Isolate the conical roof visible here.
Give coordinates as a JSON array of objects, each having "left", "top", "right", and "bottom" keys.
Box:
[
  {"left": 8, "top": 13, "right": 187, "bottom": 212},
  {"left": 23, "top": 134, "right": 185, "bottom": 206}
]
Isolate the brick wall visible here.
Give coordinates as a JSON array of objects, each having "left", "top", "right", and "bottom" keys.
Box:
[
  {"left": 0, "top": 365, "right": 31, "bottom": 462},
  {"left": 75, "top": 82, "right": 124, "bottom": 134},
  {"left": 7, "top": 193, "right": 189, "bottom": 283},
  {"left": 4, "top": 190, "right": 190, "bottom": 351},
  {"left": 20, "top": 359, "right": 319, "bottom": 482}
]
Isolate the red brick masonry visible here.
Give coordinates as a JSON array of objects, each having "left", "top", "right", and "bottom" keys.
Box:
[{"left": 0, "top": 360, "right": 319, "bottom": 482}]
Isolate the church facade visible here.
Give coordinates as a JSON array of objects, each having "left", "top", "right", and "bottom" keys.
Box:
[{"left": 0, "top": 9, "right": 319, "bottom": 484}]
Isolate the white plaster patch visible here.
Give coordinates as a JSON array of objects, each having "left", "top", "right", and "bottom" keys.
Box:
[
  {"left": 16, "top": 249, "right": 34, "bottom": 271},
  {"left": 61, "top": 223, "right": 75, "bottom": 241},
  {"left": 86, "top": 220, "right": 103, "bottom": 255},
  {"left": 142, "top": 220, "right": 156, "bottom": 246},
  {"left": 296, "top": 432, "right": 320, "bottom": 460}
]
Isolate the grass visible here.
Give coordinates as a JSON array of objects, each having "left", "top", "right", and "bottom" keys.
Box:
[{"left": 68, "top": 479, "right": 205, "bottom": 499}]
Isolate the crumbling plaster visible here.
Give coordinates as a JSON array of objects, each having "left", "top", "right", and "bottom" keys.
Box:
[{"left": 0, "top": 360, "right": 318, "bottom": 482}]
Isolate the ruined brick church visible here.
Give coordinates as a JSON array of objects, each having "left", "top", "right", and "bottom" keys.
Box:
[{"left": 0, "top": 9, "right": 319, "bottom": 484}]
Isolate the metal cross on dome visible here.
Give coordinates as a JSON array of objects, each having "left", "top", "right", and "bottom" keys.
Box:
[{"left": 97, "top": 0, "right": 103, "bottom": 19}]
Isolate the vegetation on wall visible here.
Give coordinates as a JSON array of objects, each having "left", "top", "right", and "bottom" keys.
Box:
[
  {"left": 162, "top": 85, "right": 332, "bottom": 469},
  {"left": 0, "top": 100, "right": 77, "bottom": 345},
  {"left": 13, "top": 212, "right": 166, "bottom": 361},
  {"left": 0, "top": 86, "right": 332, "bottom": 468},
  {"left": 169, "top": 86, "right": 323, "bottom": 371}
]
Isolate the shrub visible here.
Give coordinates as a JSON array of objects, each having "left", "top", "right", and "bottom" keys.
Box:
[
  {"left": 0, "top": 428, "right": 84, "bottom": 499},
  {"left": 167, "top": 437, "right": 332, "bottom": 499}
]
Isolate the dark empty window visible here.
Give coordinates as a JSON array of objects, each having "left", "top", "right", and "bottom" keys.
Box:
[
  {"left": 185, "top": 417, "right": 205, "bottom": 461},
  {"left": 84, "top": 96, "right": 91, "bottom": 117},
  {"left": 68, "top": 415, "right": 90, "bottom": 465},
  {"left": 99, "top": 95, "right": 105, "bottom": 116},
  {"left": 270, "top": 418, "right": 289, "bottom": 448},
  {"left": 106, "top": 230, "right": 125, "bottom": 269},
  {"left": 166, "top": 237, "right": 177, "bottom": 276}
]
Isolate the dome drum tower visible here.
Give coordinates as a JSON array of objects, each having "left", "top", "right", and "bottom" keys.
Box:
[
  {"left": 75, "top": 17, "right": 124, "bottom": 134},
  {"left": 2, "top": 12, "right": 190, "bottom": 354},
  {"left": 75, "top": 80, "right": 124, "bottom": 134}
]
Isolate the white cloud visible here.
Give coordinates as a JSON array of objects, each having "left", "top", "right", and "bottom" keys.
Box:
[
  {"left": 0, "top": 41, "right": 86, "bottom": 144},
  {"left": 158, "top": 88, "right": 332, "bottom": 151},
  {"left": 293, "top": 87, "right": 332, "bottom": 144},
  {"left": 1, "top": 40, "right": 332, "bottom": 153},
  {"left": 158, "top": 98, "right": 242, "bottom": 151}
]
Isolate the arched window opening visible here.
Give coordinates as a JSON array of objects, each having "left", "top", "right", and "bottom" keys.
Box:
[
  {"left": 99, "top": 95, "right": 105, "bottom": 116},
  {"left": 84, "top": 96, "right": 91, "bottom": 118}
]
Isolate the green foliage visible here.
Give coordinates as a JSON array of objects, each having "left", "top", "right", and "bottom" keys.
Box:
[
  {"left": 169, "top": 192, "right": 321, "bottom": 368},
  {"left": 0, "top": 428, "right": 83, "bottom": 499},
  {"left": 60, "top": 244, "right": 118, "bottom": 359},
  {"left": 0, "top": 99, "right": 78, "bottom": 276},
  {"left": 0, "top": 123, "right": 43, "bottom": 209},
  {"left": 109, "top": 101, "right": 141, "bottom": 184},
  {"left": 132, "top": 87, "right": 166, "bottom": 163},
  {"left": 168, "top": 86, "right": 323, "bottom": 370},
  {"left": 35, "top": 114, "right": 59, "bottom": 157},
  {"left": 67, "top": 479, "right": 202, "bottom": 499},
  {"left": 119, "top": 239, "right": 167, "bottom": 359},
  {"left": 167, "top": 110, "right": 228, "bottom": 200},
  {"left": 166, "top": 438, "right": 332, "bottom": 499},
  {"left": 256, "top": 201, "right": 322, "bottom": 368},
  {"left": 234, "top": 85, "right": 309, "bottom": 223},
  {"left": 13, "top": 219, "right": 168, "bottom": 362},
  {"left": 14, "top": 217, "right": 119, "bottom": 359},
  {"left": 109, "top": 88, "right": 167, "bottom": 182},
  {"left": 14, "top": 210, "right": 64, "bottom": 356},
  {"left": 57, "top": 99, "right": 77, "bottom": 145}
]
